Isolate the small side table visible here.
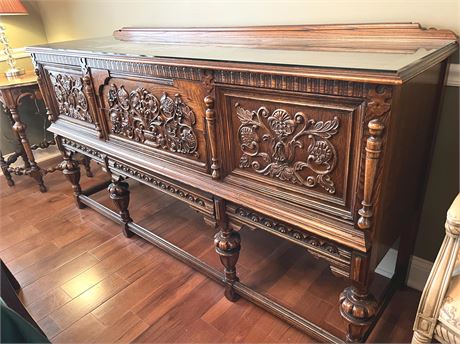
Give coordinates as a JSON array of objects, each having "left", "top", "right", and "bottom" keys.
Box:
[
  {"left": 0, "top": 71, "right": 51, "bottom": 192},
  {"left": 0, "top": 71, "right": 92, "bottom": 192}
]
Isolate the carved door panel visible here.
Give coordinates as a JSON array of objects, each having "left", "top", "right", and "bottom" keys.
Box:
[
  {"left": 45, "top": 66, "right": 99, "bottom": 132},
  {"left": 217, "top": 88, "right": 365, "bottom": 219},
  {"left": 98, "top": 76, "right": 209, "bottom": 174}
]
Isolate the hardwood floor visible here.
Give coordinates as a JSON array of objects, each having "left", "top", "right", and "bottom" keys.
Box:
[{"left": 0, "top": 161, "right": 421, "bottom": 343}]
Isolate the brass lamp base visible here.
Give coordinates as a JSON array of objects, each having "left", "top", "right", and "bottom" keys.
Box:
[{"left": 5, "top": 67, "right": 25, "bottom": 78}]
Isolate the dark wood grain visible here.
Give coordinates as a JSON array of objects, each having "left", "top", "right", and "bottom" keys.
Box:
[{"left": 26, "top": 24, "right": 457, "bottom": 342}]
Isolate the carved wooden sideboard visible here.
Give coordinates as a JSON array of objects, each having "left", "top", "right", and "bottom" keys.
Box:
[{"left": 27, "top": 23, "right": 458, "bottom": 342}]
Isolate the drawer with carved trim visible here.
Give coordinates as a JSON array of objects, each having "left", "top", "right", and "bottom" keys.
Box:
[
  {"left": 226, "top": 202, "right": 353, "bottom": 279},
  {"left": 217, "top": 88, "right": 366, "bottom": 220}
]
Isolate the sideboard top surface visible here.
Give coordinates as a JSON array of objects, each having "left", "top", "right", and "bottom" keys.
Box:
[{"left": 27, "top": 23, "right": 458, "bottom": 84}]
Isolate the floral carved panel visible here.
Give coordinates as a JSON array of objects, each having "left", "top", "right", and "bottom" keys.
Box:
[
  {"left": 235, "top": 103, "right": 340, "bottom": 194},
  {"left": 107, "top": 84, "right": 199, "bottom": 157},
  {"left": 49, "top": 73, "right": 93, "bottom": 123}
]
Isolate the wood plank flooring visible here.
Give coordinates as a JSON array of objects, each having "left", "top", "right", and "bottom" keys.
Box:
[{"left": 0, "top": 161, "right": 421, "bottom": 343}]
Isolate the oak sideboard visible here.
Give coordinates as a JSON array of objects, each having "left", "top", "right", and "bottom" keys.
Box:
[{"left": 27, "top": 23, "right": 458, "bottom": 342}]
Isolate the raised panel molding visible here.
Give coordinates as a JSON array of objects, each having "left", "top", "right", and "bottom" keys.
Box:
[
  {"left": 235, "top": 103, "right": 340, "bottom": 194},
  {"left": 107, "top": 84, "right": 199, "bottom": 157},
  {"left": 49, "top": 73, "right": 93, "bottom": 123}
]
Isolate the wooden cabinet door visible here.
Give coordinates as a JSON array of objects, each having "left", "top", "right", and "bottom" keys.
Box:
[
  {"left": 217, "top": 87, "right": 366, "bottom": 220},
  {"left": 44, "top": 66, "right": 100, "bottom": 132},
  {"left": 97, "top": 74, "right": 210, "bottom": 175}
]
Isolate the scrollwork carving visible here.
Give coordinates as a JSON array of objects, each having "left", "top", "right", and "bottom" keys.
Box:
[
  {"left": 50, "top": 73, "right": 93, "bottom": 123},
  {"left": 366, "top": 85, "right": 392, "bottom": 118},
  {"left": 236, "top": 103, "right": 339, "bottom": 193},
  {"left": 108, "top": 85, "right": 199, "bottom": 157}
]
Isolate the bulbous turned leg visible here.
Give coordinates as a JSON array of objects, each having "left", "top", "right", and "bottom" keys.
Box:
[
  {"left": 214, "top": 226, "right": 241, "bottom": 301},
  {"left": 339, "top": 285, "right": 378, "bottom": 342},
  {"left": 59, "top": 156, "right": 83, "bottom": 209},
  {"left": 108, "top": 179, "right": 134, "bottom": 238},
  {"left": 81, "top": 156, "right": 93, "bottom": 178}
]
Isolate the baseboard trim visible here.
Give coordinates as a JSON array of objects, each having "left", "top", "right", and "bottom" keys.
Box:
[
  {"left": 447, "top": 64, "right": 460, "bottom": 87},
  {"left": 375, "top": 248, "right": 433, "bottom": 291},
  {"left": 407, "top": 255, "right": 434, "bottom": 291}
]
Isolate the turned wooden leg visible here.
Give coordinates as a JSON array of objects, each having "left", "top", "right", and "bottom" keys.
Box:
[
  {"left": 6, "top": 112, "right": 30, "bottom": 170},
  {"left": 339, "top": 285, "right": 377, "bottom": 342},
  {"left": 339, "top": 252, "right": 377, "bottom": 342},
  {"left": 213, "top": 198, "right": 241, "bottom": 301},
  {"left": 59, "top": 153, "right": 84, "bottom": 208},
  {"left": 108, "top": 178, "right": 134, "bottom": 238},
  {"left": 0, "top": 151, "right": 14, "bottom": 187},
  {"left": 9, "top": 107, "right": 46, "bottom": 192},
  {"left": 81, "top": 156, "right": 93, "bottom": 178}
]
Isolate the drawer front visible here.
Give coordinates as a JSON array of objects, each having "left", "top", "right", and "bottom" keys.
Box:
[
  {"left": 217, "top": 88, "right": 365, "bottom": 218},
  {"left": 97, "top": 75, "right": 209, "bottom": 173},
  {"left": 45, "top": 66, "right": 98, "bottom": 129},
  {"left": 225, "top": 202, "right": 352, "bottom": 278}
]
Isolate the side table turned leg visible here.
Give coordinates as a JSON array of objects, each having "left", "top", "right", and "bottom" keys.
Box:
[
  {"left": 0, "top": 150, "right": 14, "bottom": 186},
  {"left": 9, "top": 105, "right": 46, "bottom": 192},
  {"left": 6, "top": 112, "right": 31, "bottom": 171}
]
